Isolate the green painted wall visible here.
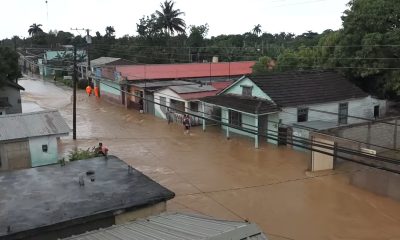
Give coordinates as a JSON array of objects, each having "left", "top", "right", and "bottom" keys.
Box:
[
  {"left": 221, "top": 108, "right": 256, "bottom": 138},
  {"left": 30, "top": 136, "right": 58, "bottom": 167},
  {"left": 100, "top": 81, "right": 121, "bottom": 96},
  {"left": 223, "top": 77, "right": 271, "bottom": 100},
  {"left": 267, "top": 113, "right": 279, "bottom": 145}
]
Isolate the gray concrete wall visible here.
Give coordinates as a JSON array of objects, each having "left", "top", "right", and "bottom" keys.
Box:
[
  {"left": 332, "top": 118, "right": 400, "bottom": 153},
  {"left": 351, "top": 169, "right": 400, "bottom": 202},
  {"left": 0, "top": 85, "right": 22, "bottom": 114}
]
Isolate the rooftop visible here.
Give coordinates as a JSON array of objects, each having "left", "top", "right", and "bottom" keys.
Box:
[
  {"left": 202, "top": 94, "right": 280, "bottom": 115},
  {"left": 0, "top": 156, "right": 175, "bottom": 238},
  {"left": 5, "top": 80, "right": 25, "bottom": 90},
  {"left": 118, "top": 61, "right": 255, "bottom": 81},
  {"left": 63, "top": 213, "right": 267, "bottom": 240},
  {"left": 127, "top": 80, "right": 193, "bottom": 90},
  {"left": 0, "top": 110, "right": 70, "bottom": 141},
  {"left": 169, "top": 84, "right": 217, "bottom": 94},
  {"left": 250, "top": 71, "right": 368, "bottom": 107}
]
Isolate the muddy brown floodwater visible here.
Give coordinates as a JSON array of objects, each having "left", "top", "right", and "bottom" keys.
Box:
[{"left": 19, "top": 77, "right": 400, "bottom": 240}]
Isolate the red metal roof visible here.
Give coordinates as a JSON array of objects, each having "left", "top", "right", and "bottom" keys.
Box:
[
  {"left": 116, "top": 62, "right": 255, "bottom": 81},
  {"left": 211, "top": 81, "right": 233, "bottom": 93}
]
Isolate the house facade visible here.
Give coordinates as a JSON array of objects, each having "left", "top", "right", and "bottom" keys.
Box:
[
  {"left": 154, "top": 84, "right": 223, "bottom": 125},
  {"left": 201, "top": 71, "right": 386, "bottom": 148},
  {"left": 0, "top": 110, "right": 70, "bottom": 170},
  {"left": 0, "top": 80, "right": 24, "bottom": 115}
]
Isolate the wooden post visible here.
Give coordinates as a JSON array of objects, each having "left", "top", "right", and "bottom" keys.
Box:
[
  {"left": 394, "top": 119, "right": 398, "bottom": 149},
  {"left": 255, "top": 115, "right": 259, "bottom": 149},
  {"left": 367, "top": 122, "right": 371, "bottom": 148},
  {"left": 202, "top": 102, "right": 206, "bottom": 131}
]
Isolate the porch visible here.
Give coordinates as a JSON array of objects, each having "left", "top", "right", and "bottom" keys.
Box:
[{"left": 200, "top": 95, "right": 280, "bottom": 148}]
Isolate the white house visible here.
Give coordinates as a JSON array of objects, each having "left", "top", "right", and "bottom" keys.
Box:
[
  {"left": 0, "top": 110, "right": 70, "bottom": 170},
  {"left": 154, "top": 84, "right": 222, "bottom": 126},
  {"left": 201, "top": 71, "right": 386, "bottom": 148},
  {"left": 0, "top": 80, "right": 24, "bottom": 115}
]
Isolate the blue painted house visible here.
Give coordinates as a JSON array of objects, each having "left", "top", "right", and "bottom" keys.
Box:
[{"left": 201, "top": 71, "right": 386, "bottom": 148}]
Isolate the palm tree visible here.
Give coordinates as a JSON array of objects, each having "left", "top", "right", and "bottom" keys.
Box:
[
  {"left": 28, "top": 23, "right": 43, "bottom": 36},
  {"left": 252, "top": 24, "right": 262, "bottom": 36},
  {"left": 105, "top": 26, "right": 115, "bottom": 37},
  {"left": 156, "top": 0, "right": 186, "bottom": 36}
]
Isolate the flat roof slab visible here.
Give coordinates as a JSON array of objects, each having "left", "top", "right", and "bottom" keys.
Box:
[{"left": 0, "top": 156, "right": 175, "bottom": 237}]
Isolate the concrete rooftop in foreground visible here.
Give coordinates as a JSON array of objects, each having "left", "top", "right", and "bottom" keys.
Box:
[{"left": 0, "top": 156, "right": 175, "bottom": 238}]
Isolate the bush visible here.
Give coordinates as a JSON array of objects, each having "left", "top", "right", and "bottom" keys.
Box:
[{"left": 68, "top": 147, "right": 99, "bottom": 161}]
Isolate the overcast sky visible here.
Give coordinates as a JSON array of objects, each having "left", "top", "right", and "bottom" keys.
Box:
[{"left": 2, "top": 0, "right": 349, "bottom": 39}]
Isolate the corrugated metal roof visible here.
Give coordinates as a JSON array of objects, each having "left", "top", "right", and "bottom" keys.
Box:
[
  {"left": 63, "top": 213, "right": 268, "bottom": 240},
  {"left": 0, "top": 110, "right": 70, "bottom": 141},
  {"left": 170, "top": 84, "right": 216, "bottom": 94},
  {"left": 130, "top": 80, "right": 193, "bottom": 89},
  {"left": 118, "top": 61, "right": 255, "bottom": 80},
  {"left": 78, "top": 57, "right": 121, "bottom": 67}
]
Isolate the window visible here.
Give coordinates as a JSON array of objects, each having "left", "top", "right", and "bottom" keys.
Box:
[
  {"left": 42, "top": 144, "right": 48, "bottom": 152},
  {"left": 190, "top": 102, "right": 199, "bottom": 112},
  {"left": 229, "top": 110, "right": 242, "bottom": 126},
  {"left": 241, "top": 86, "right": 252, "bottom": 97},
  {"left": 374, "top": 105, "right": 380, "bottom": 118},
  {"left": 338, "top": 103, "right": 348, "bottom": 124},
  {"left": 160, "top": 96, "right": 166, "bottom": 113},
  {"left": 297, "top": 108, "right": 308, "bottom": 122}
]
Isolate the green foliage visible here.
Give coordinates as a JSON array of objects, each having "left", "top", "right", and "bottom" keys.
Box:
[
  {"left": 0, "top": 47, "right": 21, "bottom": 87},
  {"left": 335, "top": 0, "right": 400, "bottom": 98},
  {"left": 68, "top": 147, "right": 99, "bottom": 161},
  {"left": 156, "top": 0, "right": 186, "bottom": 35},
  {"left": 252, "top": 56, "right": 273, "bottom": 75}
]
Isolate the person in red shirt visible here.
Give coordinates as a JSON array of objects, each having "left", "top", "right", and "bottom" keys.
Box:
[
  {"left": 97, "top": 142, "right": 108, "bottom": 156},
  {"left": 86, "top": 85, "right": 92, "bottom": 96},
  {"left": 94, "top": 86, "right": 100, "bottom": 98}
]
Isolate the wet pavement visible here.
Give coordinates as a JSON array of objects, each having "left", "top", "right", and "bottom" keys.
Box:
[{"left": 19, "top": 76, "right": 400, "bottom": 240}]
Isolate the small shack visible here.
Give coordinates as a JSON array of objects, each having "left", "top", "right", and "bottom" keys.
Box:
[{"left": 0, "top": 110, "right": 70, "bottom": 170}]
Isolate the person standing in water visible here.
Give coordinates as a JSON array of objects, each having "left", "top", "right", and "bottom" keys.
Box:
[{"left": 183, "top": 114, "right": 191, "bottom": 134}]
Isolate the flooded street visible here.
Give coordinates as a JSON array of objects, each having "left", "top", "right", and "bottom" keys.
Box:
[{"left": 20, "top": 76, "right": 400, "bottom": 240}]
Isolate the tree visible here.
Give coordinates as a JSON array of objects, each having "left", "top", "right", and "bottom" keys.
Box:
[
  {"left": 156, "top": 0, "right": 186, "bottom": 35},
  {"left": 105, "top": 26, "right": 115, "bottom": 38},
  {"left": 335, "top": 0, "right": 400, "bottom": 98},
  {"left": 252, "top": 24, "right": 262, "bottom": 36},
  {"left": 28, "top": 23, "right": 43, "bottom": 36},
  {"left": 187, "top": 24, "right": 209, "bottom": 48},
  {"left": 0, "top": 47, "right": 21, "bottom": 87},
  {"left": 252, "top": 56, "right": 275, "bottom": 75}
]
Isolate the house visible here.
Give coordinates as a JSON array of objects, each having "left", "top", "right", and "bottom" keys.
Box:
[
  {"left": 62, "top": 213, "right": 268, "bottom": 240},
  {"left": 0, "top": 156, "right": 175, "bottom": 240},
  {"left": 39, "top": 47, "right": 86, "bottom": 77},
  {"left": 92, "top": 61, "right": 255, "bottom": 106},
  {"left": 78, "top": 57, "right": 133, "bottom": 80},
  {"left": 0, "top": 110, "right": 70, "bottom": 170},
  {"left": 154, "top": 82, "right": 232, "bottom": 125},
  {"left": 0, "top": 80, "right": 25, "bottom": 115},
  {"left": 200, "top": 71, "right": 386, "bottom": 148}
]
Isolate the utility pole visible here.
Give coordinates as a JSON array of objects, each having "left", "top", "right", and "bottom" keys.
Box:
[
  {"left": 86, "top": 29, "right": 92, "bottom": 86},
  {"left": 73, "top": 44, "right": 77, "bottom": 140}
]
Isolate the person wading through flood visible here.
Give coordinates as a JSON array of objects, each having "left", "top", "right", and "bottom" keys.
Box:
[
  {"left": 94, "top": 86, "right": 99, "bottom": 98},
  {"left": 97, "top": 142, "right": 109, "bottom": 157},
  {"left": 86, "top": 85, "right": 92, "bottom": 96},
  {"left": 166, "top": 108, "right": 172, "bottom": 124},
  {"left": 183, "top": 114, "right": 191, "bottom": 134}
]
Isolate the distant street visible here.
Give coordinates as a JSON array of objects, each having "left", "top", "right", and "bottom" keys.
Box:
[{"left": 19, "top": 76, "right": 400, "bottom": 240}]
